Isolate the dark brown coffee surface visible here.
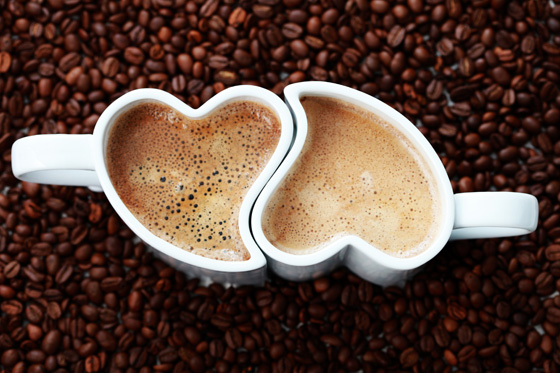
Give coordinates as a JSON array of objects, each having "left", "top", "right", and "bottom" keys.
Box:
[
  {"left": 107, "top": 101, "right": 281, "bottom": 261},
  {"left": 263, "top": 97, "right": 441, "bottom": 257}
]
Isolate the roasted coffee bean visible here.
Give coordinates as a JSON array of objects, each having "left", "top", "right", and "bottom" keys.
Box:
[
  {"left": 387, "top": 26, "right": 406, "bottom": 48},
  {"left": 101, "top": 57, "right": 120, "bottom": 78},
  {"left": 124, "top": 47, "right": 145, "bottom": 65},
  {"left": 0, "top": 51, "right": 11, "bottom": 73},
  {"left": 4, "top": 261, "right": 21, "bottom": 278},
  {"left": 41, "top": 330, "right": 61, "bottom": 355}
]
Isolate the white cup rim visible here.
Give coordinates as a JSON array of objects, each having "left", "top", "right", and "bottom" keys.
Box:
[
  {"left": 91, "top": 87, "right": 294, "bottom": 273},
  {"left": 251, "top": 81, "right": 455, "bottom": 270}
]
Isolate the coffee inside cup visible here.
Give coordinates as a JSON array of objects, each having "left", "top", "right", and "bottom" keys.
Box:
[
  {"left": 262, "top": 96, "right": 441, "bottom": 258},
  {"left": 106, "top": 100, "right": 281, "bottom": 261}
]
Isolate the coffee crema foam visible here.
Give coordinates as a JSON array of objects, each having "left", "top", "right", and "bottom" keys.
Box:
[
  {"left": 107, "top": 101, "right": 281, "bottom": 261},
  {"left": 262, "top": 97, "right": 441, "bottom": 258}
]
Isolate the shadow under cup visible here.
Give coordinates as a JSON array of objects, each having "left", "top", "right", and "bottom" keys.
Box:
[{"left": 251, "top": 82, "right": 455, "bottom": 284}]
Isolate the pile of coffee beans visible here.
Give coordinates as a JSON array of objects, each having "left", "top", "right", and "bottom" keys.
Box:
[{"left": 1, "top": 0, "right": 559, "bottom": 371}]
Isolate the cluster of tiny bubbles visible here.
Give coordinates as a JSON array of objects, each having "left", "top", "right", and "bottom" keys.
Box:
[
  {"left": 109, "top": 101, "right": 281, "bottom": 261},
  {"left": 263, "top": 96, "right": 439, "bottom": 258}
]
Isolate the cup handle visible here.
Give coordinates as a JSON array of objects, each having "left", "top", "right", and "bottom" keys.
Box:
[
  {"left": 450, "top": 192, "right": 538, "bottom": 241},
  {"left": 11, "top": 134, "right": 102, "bottom": 191}
]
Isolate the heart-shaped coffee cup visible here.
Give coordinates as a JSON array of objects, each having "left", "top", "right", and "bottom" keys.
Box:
[
  {"left": 251, "top": 82, "right": 538, "bottom": 286},
  {"left": 11, "top": 87, "right": 294, "bottom": 285}
]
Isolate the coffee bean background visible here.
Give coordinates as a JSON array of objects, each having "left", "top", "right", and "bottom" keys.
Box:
[{"left": 0, "top": 0, "right": 559, "bottom": 371}]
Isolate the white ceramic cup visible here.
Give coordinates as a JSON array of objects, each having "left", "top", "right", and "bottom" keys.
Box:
[
  {"left": 251, "top": 82, "right": 539, "bottom": 286},
  {"left": 11, "top": 87, "right": 295, "bottom": 286}
]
